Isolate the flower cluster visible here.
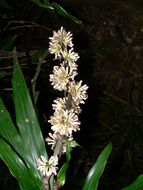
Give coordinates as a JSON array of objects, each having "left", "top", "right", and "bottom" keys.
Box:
[
  {"left": 37, "top": 27, "right": 88, "bottom": 178},
  {"left": 48, "top": 27, "right": 88, "bottom": 136},
  {"left": 37, "top": 155, "right": 58, "bottom": 177}
]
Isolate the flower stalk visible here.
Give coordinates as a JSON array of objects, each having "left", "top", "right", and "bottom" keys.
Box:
[{"left": 37, "top": 27, "right": 88, "bottom": 189}]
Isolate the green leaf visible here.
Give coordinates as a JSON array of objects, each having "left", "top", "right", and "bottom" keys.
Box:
[
  {"left": 82, "top": 143, "right": 112, "bottom": 190},
  {"left": 0, "top": 138, "right": 37, "bottom": 190},
  {"left": 57, "top": 139, "right": 71, "bottom": 186},
  {"left": 12, "top": 49, "right": 48, "bottom": 170},
  {"left": 0, "top": 98, "right": 42, "bottom": 188},
  {"left": 57, "top": 162, "right": 69, "bottom": 186},
  {"left": 0, "top": 49, "right": 47, "bottom": 189},
  {"left": 51, "top": 2, "right": 82, "bottom": 24},
  {"left": 31, "top": 0, "right": 53, "bottom": 9},
  {"left": 0, "top": 98, "right": 22, "bottom": 156},
  {"left": 0, "top": 49, "right": 48, "bottom": 189},
  {"left": 31, "top": 0, "right": 81, "bottom": 24},
  {"left": 121, "top": 174, "right": 143, "bottom": 190},
  {"left": 70, "top": 140, "right": 80, "bottom": 148}
]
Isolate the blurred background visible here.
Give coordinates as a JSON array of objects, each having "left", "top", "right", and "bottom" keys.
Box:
[{"left": 1, "top": 0, "right": 143, "bottom": 189}]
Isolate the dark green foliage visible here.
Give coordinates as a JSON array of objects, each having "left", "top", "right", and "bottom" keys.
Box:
[
  {"left": 30, "top": 0, "right": 82, "bottom": 24},
  {"left": 121, "top": 174, "right": 143, "bottom": 190},
  {"left": 0, "top": 1, "right": 143, "bottom": 189},
  {"left": 82, "top": 143, "right": 112, "bottom": 190},
  {"left": 0, "top": 50, "right": 48, "bottom": 190}
]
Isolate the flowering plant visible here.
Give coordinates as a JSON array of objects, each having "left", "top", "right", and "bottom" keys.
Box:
[
  {"left": 37, "top": 27, "right": 89, "bottom": 189},
  {"left": 0, "top": 27, "right": 141, "bottom": 190}
]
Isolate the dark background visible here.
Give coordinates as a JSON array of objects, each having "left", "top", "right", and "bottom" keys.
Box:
[{"left": 1, "top": 0, "right": 143, "bottom": 189}]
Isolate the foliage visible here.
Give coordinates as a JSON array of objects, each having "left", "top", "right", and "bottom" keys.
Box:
[
  {"left": 0, "top": 0, "right": 143, "bottom": 189},
  {"left": 82, "top": 143, "right": 112, "bottom": 190},
  {"left": 0, "top": 50, "right": 142, "bottom": 189},
  {"left": 121, "top": 174, "right": 143, "bottom": 190},
  {"left": 0, "top": 49, "right": 47, "bottom": 190},
  {"left": 31, "top": 0, "right": 82, "bottom": 24}
]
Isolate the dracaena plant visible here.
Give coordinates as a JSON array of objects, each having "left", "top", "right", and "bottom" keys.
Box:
[
  {"left": 0, "top": 26, "right": 111, "bottom": 190},
  {"left": 1, "top": 27, "right": 142, "bottom": 190}
]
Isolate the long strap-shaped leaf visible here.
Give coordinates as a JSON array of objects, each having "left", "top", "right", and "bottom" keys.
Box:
[
  {"left": 0, "top": 49, "right": 48, "bottom": 189},
  {"left": 0, "top": 138, "right": 37, "bottom": 190},
  {"left": 0, "top": 98, "right": 43, "bottom": 189},
  {"left": 51, "top": 2, "right": 82, "bottom": 24},
  {"left": 30, "top": 0, "right": 82, "bottom": 24},
  {"left": 82, "top": 143, "right": 112, "bottom": 190},
  {"left": 0, "top": 98, "right": 22, "bottom": 152},
  {"left": 12, "top": 49, "right": 48, "bottom": 171},
  {"left": 31, "top": 0, "right": 52, "bottom": 9},
  {"left": 121, "top": 174, "right": 143, "bottom": 190}
]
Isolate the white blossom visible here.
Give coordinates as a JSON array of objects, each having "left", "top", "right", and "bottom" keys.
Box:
[
  {"left": 49, "top": 64, "right": 77, "bottom": 91},
  {"left": 52, "top": 97, "right": 66, "bottom": 111},
  {"left": 48, "top": 109, "right": 80, "bottom": 136},
  {"left": 49, "top": 42, "right": 62, "bottom": 59},
  {"left": 45, "top": 132, "right": 73, "bottom": 153},
  {"left": 69, "top": 62, "right": 78, "bottom": 72},
  {"left": 45, "top": 133, "right": 58, "bottom": 150},
  {"left": 68, "top": 80, "right": 88, "bottom": 105},
  {"left": 37, "top": 155, "right": 58, "bottom": 177},
  {"left": 37, "top": 27, "right": 89, "bottom": 179},
  {"left": 49, "top": 27, "right": 73, "bottom": 48},
  {"left": 61, "top": 48, "right": 79, "bottom": 64}
]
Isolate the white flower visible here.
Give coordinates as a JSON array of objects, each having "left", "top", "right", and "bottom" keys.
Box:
[
  {"left": 49, "top": 27, "right": 73, "bottom": 48},
  {"left": 49, "top": 64, "right": 77, "bottom": 91},
  {"left": 37, "top": 155, "right": 58, "bottom": 177},
  {"left": 69, "top": 62, "right": 78, "bottom": 72},
  {"left": 45, "top": 133, "right": 58, "bottom": 150},
  {"left": 52, "top": 97, "right": 66, "bottom": 111},
  {"left": 45, "top": 132, "right": 74, "bottom": 154},
  {"left": 49, "top": 42, "right": 62, "bottom": 59},
  {"left": 48, "top": 109, "right": 80, "bottom": 136},
  {"left": 62, "top": 48, "right": 79, "bottom": 64},
  {"left": 68, "top": 80, "right": 88, "bottom": 105},
  {"left": 52, "top": 96, "right": 81, "bottom": 113}
]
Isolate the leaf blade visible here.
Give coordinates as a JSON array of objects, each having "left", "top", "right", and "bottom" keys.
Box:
[
  {"left": 82, "top": 143, "right": 112, "bottom": 190},
  {"left": 12, "top": 49, "right": 48, "bottom": 175},
  {"left": 0, "top": 98, "right": 43, "bottom": 189},
  {"left": 30, "top": 0, "right": 81, "bottom": 24},
  {"left": 0, "top": 138, "right": 37, "bottom": 190},
  {"left": 51, "top": 2, "right": 82, "bottom": 24},
  {"left": 121, "top": 174, "right": 143, "bottom": 190},
  {"left": 0, "top": 98, "right": 22, "bottom": 154}
]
